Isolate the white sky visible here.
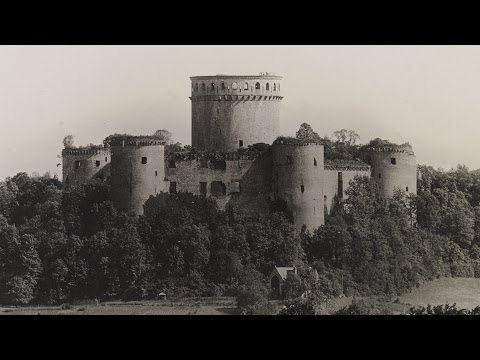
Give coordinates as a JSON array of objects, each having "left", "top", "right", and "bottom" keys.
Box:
[{"left": 0, "top": 45, "right": 479, "bottom": 180}]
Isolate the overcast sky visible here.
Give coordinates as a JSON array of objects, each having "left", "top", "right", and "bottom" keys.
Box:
[{"left": 1, "top": 45, "right": 479, "bottom": 180}]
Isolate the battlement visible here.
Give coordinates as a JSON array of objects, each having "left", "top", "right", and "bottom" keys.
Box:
[
  {"left": 324, "top": 159, "right": 371, "bottom": 171},
  {"left": 62, "top": 146, "right": 110, "bottom": 156},
  {"left": 190, "top": 73, "right": 283, "bottom": 80},
  {"left": 105, "top": 135, "right": 166, "bottom": 147},
  {"left": 364, "top": 146, "right": 415, "bottom": 155},
  {"left": 169, "top": 151, "right": 259, "bottom": 162},
  {"left": 272, "top": 137, "right": 323, "bottom": 147},
  {"left": 190, "top": 94, "right": 283, "bottom": 102}
]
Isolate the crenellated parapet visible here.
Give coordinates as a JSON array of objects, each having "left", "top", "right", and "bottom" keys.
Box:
[
  {"left": 324, "top": 159, "right": 371, "bottom": 172},
  {"left": 190, "top": 95, "right": 283, "bottom": 102},
  {"left": 62, "top": 147, "right": 110, "bottom": 156},
  {"left": 105, "top": 135, "right": 166, "bottom": 147},
  {"left": 364, "top": 146, "right": 415, "bottom": 155}
]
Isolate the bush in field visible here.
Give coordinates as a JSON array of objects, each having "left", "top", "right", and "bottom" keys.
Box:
[
  {"left": 279, "top": 298, "right": 316, "bottom": 315},
  {"left": 408, "top": 303, "right": 480, "bottom": 315},
  {"left": 335, "top": 298, "right": 393, "bottom": 315}
]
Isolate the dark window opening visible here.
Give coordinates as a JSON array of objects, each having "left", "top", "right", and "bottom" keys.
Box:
[
  {"left": 169, "top": 182, "right": 177, "bottom": 194},
  {"left": 273, "top": 83, "right": 276, "bottom": 91},
  {"left": 406, "top": 186, "right": 409, "bottom": 192},
  {"left": 75, "top": 160, "right": 81, "bottom": 168},
  {"left": 199, "top": 159, "right": 208, "bottom": 168},
  {"left": 338, "top": 172, "right": 343, "bottom": 199},
  {"left": 95, "top": 160, "right": 100, "bottom": 167},
  {"left": 202, "top": 83, "right": 206, "bottom": 91},
  {"left": 211, "top": 83, "right": 215, "bottom": 91},
  {"left": 301, "top": 185, "right": 305, "bottom": 193},
  {"left": 221, "top": 82, "right": 225, "bottom": 90},
  {"left": 266, "top": 83, "right": 270, "bottom": 91},
  {"left": 286, "top": 156, "right": 292, "bottom": 164},
  {"left": 155, "top": 170, "right": 158, "bottom": 177},
  {"left": 200, "top": 182, "right": 207, "bottom": 196},
  {"left": 168, "top": 160, "right": 176, "bottom": 168},
  {"left": 105, "top": 157, "right": 108, "bottom": 162},
  {"left": 314, "top": 157, "right": 317, "bottom": 166},
  {"left": 391, "top": 157, "right": 396, "bottom": 165},
  {"left": 324, "top": 195, "right": 328, "bottom": 214},
  {"left": 210, "top": 159, "right": 226, "bottom": 170},
  {"left": 211, "top": 181, "right": 226, "bottom": 197},
  {"left": 141, "top": 157, "right": 147, "bottom": 164},
  {"left": 378, "top": 173, "right": 381, "bottom": 179},
  {"left": 255, "top": 82, "right": 261, "bottom": 90},
  {"left": 239, "top": 140, "right": 243, "bottom": 147}
]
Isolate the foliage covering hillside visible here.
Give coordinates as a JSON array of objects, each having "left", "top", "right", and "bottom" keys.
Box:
[{"left": 2, "top": 124, "right": 480, "bottom": 313}]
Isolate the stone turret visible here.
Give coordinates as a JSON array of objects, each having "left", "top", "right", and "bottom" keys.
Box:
[
  {"left": 108, "top": 135, "right": 167, "bottom": 216},
  {"left": 62, "top": 146, "right": 111, "bottom": 187},
  {"left": 271, "top": 138, "right": 324, "bottom": 232},
  {"left": 364, "top": 143, "right": 417, "bottom": 198}
]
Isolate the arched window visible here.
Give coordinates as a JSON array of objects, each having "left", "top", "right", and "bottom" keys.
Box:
[
  {"left": 273, "top": 83, "right": 276, "bottom": 91},
  {"left": 244, "top": 82, "right": 248, "bottom": 90},
  {"left": 266, "top": 83, "right": 270, "bottom": 91},
  {"left": 211, "top": 83, "right": 215, "bottom": 91},
  {"left": 255, "top": 82, "right": 261, "bottom": 90},
  {"left": 201, "top": 83, "right": 206, "bottom": 91},
  {"left": 232, "top": 82, "right": 238, "bottom": 90},
  {"left": 221, "top": 82, "right": 225, "bottom": 90}
]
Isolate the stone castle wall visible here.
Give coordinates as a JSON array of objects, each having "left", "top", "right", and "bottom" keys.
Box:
[
  {"left": 62, "top": 148, "right": 111, "bottom": 187},
  {"left": 165, "top": 152, "right": 273, "bottom": 213},
  {"left": 323, "top": 164, "right": 371, "bottom": 215}
]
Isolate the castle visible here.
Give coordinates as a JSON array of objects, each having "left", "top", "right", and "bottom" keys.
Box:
[{"left": 62, "top": 73, "right": 417, "bottom": 232}]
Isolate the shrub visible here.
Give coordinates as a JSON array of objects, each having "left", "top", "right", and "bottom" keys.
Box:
[
  {"left": 279, "top": 298, "right": 316, "bottom": 315},
  {"left": 335, "top": 298, "right": 392, "bottom": 315}
]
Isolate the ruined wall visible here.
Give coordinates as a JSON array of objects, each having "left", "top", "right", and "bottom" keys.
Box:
[
  {"left": 110, "top": 139, "right": 167, "bottom": 216},
  {"left": 271, "top": 140, "right": 324, "bottom": 232},
  {"left": 323, "top": 162, "right": 371, "bottom": 215},
  {"left": 366, "top": 146, "right": 417, "bottom": 198},
  {"left": 190, "top": 74, "right": 283, "bottom": 152},
  {"left": 62, "top": 148, "right": 111, "bottom": 187},
  {"left": 165, "top": 152, "right": 273, "bottom": 212}
]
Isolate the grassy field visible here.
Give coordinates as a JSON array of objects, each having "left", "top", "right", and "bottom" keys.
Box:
[
  {"left": 397, "top": 277, "right": 480, "bottom": 310},
  {"left": 0, "top": 298, "right": 240, "bottom": 315},
  {"left": 2, "top": 277, "right": 480, "bottom": 315}
]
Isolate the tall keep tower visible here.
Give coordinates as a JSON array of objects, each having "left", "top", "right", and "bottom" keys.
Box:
[
  {"left": 365, "top": 144, "right": 417, "bottom": 198},
  {"left": 272, "top": 139, "right": 325, "bottom": 232},
  {"left": 109, "top": 136, "right": 167, "bottom": 216},
  {"left": 190, "top": 73, "right": 283, "bottom": 152}
]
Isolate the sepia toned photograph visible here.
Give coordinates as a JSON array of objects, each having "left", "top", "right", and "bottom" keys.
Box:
[{"left": 1, "top": 45, "right": 480, "bottom": 316}]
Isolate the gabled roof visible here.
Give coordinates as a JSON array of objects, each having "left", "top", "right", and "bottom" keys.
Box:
[{"left": 271, "top": 266, "right": 296, "bottom": 281}]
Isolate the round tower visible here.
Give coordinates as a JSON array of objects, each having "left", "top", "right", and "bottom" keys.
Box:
[
  {"left": 62, "top": 146, "right": 111, "bottom": 187},
  {"left": 365, "top": 144, "right": 417, "bottom": 198},
  {"left": 271, "top": 139, "right": 325, "bottom": 232},
  {"left": 109, "top": 136, "right": 167, "bottom": 216},
  {"left": 190, "top": 73, "right": 283, "bottom": 152}
]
